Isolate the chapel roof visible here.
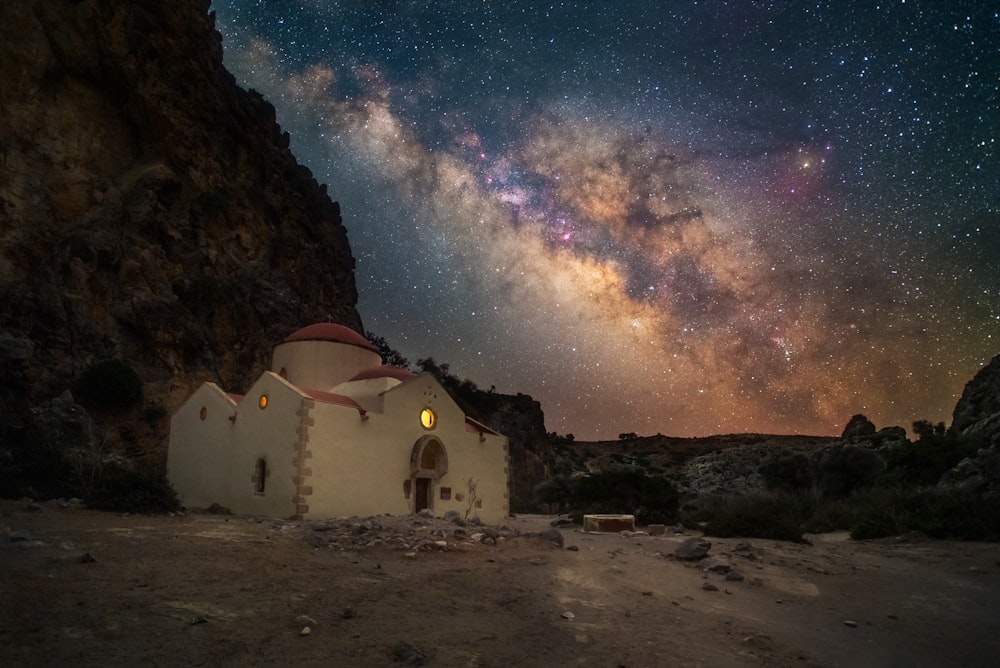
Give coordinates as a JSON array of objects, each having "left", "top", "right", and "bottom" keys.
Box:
[
  {"left": 283, "top": 323, "right": 377, "bottom": 352},
  {"left": 300, "top": 388, "right": 367, "bottom": 415},
  {"left": 348, "top": 366, "right": 417, "bottom": 382}
]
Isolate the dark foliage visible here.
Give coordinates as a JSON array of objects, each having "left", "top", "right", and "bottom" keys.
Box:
[
  {"left": 73, "top": 360, "right": 143, "bottom": 411},
  {"left": 880, "top": 431, "right": 982, "bottom": 487},
  {"left": 0, "top": 428, "right": 76, "bottom": 500},
  {"left": 700, "top": 492, "right": 809, "bottom": 543},
  {"left": 849, "top": 488, "right": 1000, "bottom": 541},
  {"left": 759, "top": 451, "right": 814, "bottom": 493},
  {"left": 414, "top": 357, "right": 492, "bottom": 422},
  {"left": 568, "top": 470, "right": 679, "bottom": 525},
  {"left": 534, "top": 475, "right": 574, "bottom": 510},
  {"left": 817, "top": 445, "right": 883, "bottom": 499},
  {"left": 366, "top": 332, "right": 410, "bottom": 369},
  {"left": 84, "top": 461, "right": 180, "bottom": 514}
]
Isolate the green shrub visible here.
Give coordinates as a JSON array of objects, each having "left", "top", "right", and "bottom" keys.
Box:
[
  {"left": 880, "top": 433, "right": 982, "bottom": 488},
  {"left": 0, "top": 430, "right": 76, "bottom": 500},
  {"left": 817, "top": 445, "right": 883, "bottom": 499},
  {"left": 848, "top": 488, "right": 1000, "bottom": 541},
  {"left": 803, "top": 497, "right": 855, "bottom": 533},
  {"left": 759, "top": 451, "right": 814, "bottom": 493},
  {"left": 569, "top": 470, "right": 679, "bottom": 525},
  {"left": 534, "top": 475, "right": 574, "bottom": 511},
  {"left": 84, "top": 461, "right": 180, "bottom": 514},
  {"left": 73, "top": 360, "right": 143, "bottom": 411},
  {"left": 701, "top": 492, "right": 810, "bottom": 543}
]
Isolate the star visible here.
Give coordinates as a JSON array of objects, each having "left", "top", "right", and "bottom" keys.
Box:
[{"left": 212, "top": 0, "right": 998, "bottom": 438}]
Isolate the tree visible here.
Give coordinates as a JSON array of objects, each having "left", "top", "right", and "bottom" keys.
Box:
[
  {"left": 416, "top": 357, "right": 450, "bottom": 379},
  {"left": 366, "top": 332, "right": 410, "bottom": 369}
]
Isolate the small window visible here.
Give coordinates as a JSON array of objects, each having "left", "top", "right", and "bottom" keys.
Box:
[
  {"left": 278, "top": 367, "right": 288, "bottom": 378},
  {"left": 258, "top": 394, "right": 268, "bottom": 410},
  {"left": 255, "top": 458, "right": 267, "bottom": 494},
  {"left": 199, "top": 406, "right": 207, "bottom": 421},
  {"left": 420, "top": 408, "right": 436, "bottom": 429}
]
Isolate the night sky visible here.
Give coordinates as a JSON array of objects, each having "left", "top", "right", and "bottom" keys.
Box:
[{"left": 211, "top": 1, "right": 997, "bottom": 440}]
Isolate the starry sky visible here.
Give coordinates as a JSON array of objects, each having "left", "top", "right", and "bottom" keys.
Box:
[{"left": 211, "top": 1, "right": 997, "bottom": 440}]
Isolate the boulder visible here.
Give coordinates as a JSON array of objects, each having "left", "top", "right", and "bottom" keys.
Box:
[{"left": 674, "top": 537, "right": 712, "bottom": 560}]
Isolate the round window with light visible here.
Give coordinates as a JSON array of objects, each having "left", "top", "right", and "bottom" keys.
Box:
[
  {"left": 258, "top": 394, "right": 268, "bottom": 410},
  {"left": 420, "top": 408, "right": 436, "bottom": 429}
]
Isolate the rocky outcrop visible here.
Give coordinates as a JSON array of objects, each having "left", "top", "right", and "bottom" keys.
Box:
[
  {"left": 0, "top": 1, "right": 362, "bottom": 458},
  {"left": 938, "top": 354, "right": 1000, "bottom": 497},
  {"left": 951, "top": 354, "right": 1000, "bottom": 446},
  {"left": 841, "top": 414, "right": 876, "bottom": 440},
  {"left": 448, "top": 387, "right": 555, "bottom": 512},
  {"left": 681, "top": 427, "right": 907, "bottom": 497}
]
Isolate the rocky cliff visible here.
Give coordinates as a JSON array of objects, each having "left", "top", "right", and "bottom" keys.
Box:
[
  {"left": 951, "top": 354, "right": 1000, "bottom": 446},
  {"left": 0, "top": 0, "right": 362, "bottom": 457},
  {"left": 419, "top": 370, "right": 556, "bottom": 511}
]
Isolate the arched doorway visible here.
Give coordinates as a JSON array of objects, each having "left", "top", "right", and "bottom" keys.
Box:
[{"left": 410, "top": 436, "right": 448, "bottom": 514}]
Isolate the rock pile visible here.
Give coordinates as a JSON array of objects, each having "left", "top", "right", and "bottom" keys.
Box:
[{"left": 271, "top": 513, "right": 537, "bottom": 553}]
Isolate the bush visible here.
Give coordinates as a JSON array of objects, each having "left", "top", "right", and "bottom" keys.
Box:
[
  {"left": 880, "top": 433, "right": 982, "bottom": 488},
  {"left": 701, "top": 492, "right": 810, "bottom": 543},
  {"left": 73, "top": 360, "right": 143, "bottom": 411},
  {"left": 534, "top": 475, "right": 574, "bottom": 511},
  {"left": 759, "top": 451, "right": 814, "bottom": 493},
  {"left": 849, "top": 488, "right": 1000, "bottom": 541},
  {"left": 84, "top": 461, "right": 180, "bottom": 514},
  {"left": 817, "top": 445, "right": 883, "bottom": 499},
  {"left": 803, "top": 497, "right": 855, "bottom": 533},
  {"left": 569, "top": 470, "right": 679, "bottom": 525}
]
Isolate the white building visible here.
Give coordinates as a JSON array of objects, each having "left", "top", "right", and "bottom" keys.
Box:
[{"left": 167, "top": 323, "right": 509, "bottom": 523}]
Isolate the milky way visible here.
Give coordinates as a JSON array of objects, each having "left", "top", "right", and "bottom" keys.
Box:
[{"left": 212, "top": 1, "right": 997, "bottom": 439}]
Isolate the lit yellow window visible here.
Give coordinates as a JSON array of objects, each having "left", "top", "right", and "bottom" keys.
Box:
[
  {"left": 258, "top": 394, "right": 268, "bottom": 410},
  {"left": 420, "top": 408, "right": 436, "bottom": 429}
]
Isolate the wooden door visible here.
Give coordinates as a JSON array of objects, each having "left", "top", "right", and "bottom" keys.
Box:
[{"left": 415, "top": 478, "right": 430, "bottom": 512}]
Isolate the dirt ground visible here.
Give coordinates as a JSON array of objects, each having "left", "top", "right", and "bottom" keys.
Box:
[{"left": 2, "top": 500, "right": 999, "bottom": 667}]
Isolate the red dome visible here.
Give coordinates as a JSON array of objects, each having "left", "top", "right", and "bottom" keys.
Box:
[
  {"left": 283, "top": 323, "right": 377, "bottom": 352},
  {"left": 349, "top": 366, "right": 416, "bottom": 382}
]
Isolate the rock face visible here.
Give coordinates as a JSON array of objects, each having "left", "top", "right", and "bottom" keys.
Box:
[
  {"left": 841, "top": 414, "right": 877, "bottom": 440},
  {"left": 940, "top": 354, "right": 1000, "bottom": 497},
  {"left": 0, "top": 1, "right": 362, "bottom": 456},
  {"left": 446, "top": 386, "right": 555, "bottom": 512},
  {"left": 951, "top": 354, "right": 1000, "bottom": 447}
]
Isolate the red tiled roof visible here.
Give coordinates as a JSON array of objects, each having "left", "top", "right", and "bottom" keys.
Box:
[
  {"left": 348, "top": 366, "right": 416, "bottom": 382},
  {"left": 283, "top": 323, "right": 377, "bottom": 352},
  {"left": 465, "top": 416, "right": 500, "bottom": 435},
  {"left": 300, "top": 387, "right": 367, "bottom": 415}
]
